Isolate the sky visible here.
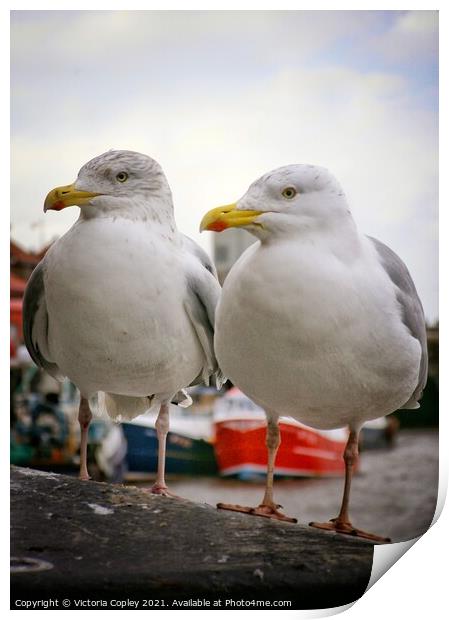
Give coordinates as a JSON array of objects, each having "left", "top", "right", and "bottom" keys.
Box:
[{"left": 10, "top": 10, "right": 438, "bottom": 321}]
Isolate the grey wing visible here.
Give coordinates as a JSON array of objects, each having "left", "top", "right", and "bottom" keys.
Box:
[
  {"left": 22, "top": 261, "right": 63, "bottom": 380},
  {"left": 183, "top": 239, "right": 225, "bottom": 389},
  {"left": 182, "top": 234, "right": 218, "bottom": 278},
  {"left": 369, "top": 237, "right": 428, "bottom": 407}
]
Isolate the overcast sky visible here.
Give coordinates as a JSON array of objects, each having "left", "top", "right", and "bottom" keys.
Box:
[{"left": 10, "top": 10, "right": 438, "bottom": 321}]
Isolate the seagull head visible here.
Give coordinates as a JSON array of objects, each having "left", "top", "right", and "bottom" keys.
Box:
[
  {"left": 200, "top": 164, "right": 352, "bottom": 240},
  {"left": 44, "top": 150, "right": 174, "bottom": 224}
]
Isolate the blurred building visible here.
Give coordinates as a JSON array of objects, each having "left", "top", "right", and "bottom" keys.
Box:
[
  {"left": 426, "top": 324, "right": 439, "bottom": 385},
  {"left": 10, "top": 240, "right": 50, "bottom": 281},
  {"left": 10, "top": 240, "right": 51, "bottom": 343},
  {"left": 212, "top": 228, "right": 255, "bottom": 284}
]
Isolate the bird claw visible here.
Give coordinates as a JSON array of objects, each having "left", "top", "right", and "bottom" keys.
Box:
[
  {"left": 217, "top": 502, "right": 297, "bottom": 523},
  {"left": 216, "top": 502, "right": 256, "bottom": 514},
  {"left": 309, "top": 519, "right": 391, "bottom": 543},
  {"left": 250, "top": 504, "right": 297, "bottom": 523},
  {"left": 150, "top": 484, "right": 180, "bottom": 498}
]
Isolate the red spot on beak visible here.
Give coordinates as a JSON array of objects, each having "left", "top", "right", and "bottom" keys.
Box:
[
  {"left": 52, "top": 200, "right": 66, "bottom": 211},
  {"left": 209, "top": 220, "right": 228, "bottom": 232}
]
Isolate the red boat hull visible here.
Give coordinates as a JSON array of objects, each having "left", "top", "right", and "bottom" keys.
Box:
[{"left": 214, "top": 418, "right": 347, "bottom": 478}]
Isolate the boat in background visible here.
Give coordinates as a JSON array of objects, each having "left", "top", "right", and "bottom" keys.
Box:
[
  {"left": 122, "top": 400, "right": 218, "bottom": 480},
  {"left": 213, "top": 388, "right": 348, "bottom": 480},
  {"left": 360, "top": 415, "right": 399, "bottom": 449}
]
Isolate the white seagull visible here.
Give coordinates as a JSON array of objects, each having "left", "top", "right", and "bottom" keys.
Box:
[
  {"left": 23, "top": 150, "right": 224, "bottom": 492},
  {"left": 200, "top": 164, "right": 427, "bottom": 542}
]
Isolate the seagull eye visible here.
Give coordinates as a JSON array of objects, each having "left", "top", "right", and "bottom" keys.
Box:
[
  {"left": 282, "top": 187, "right": 297, "bottom": 199},
  {"left": 116, "top": 171, "right": 128, "bottom": 183}
]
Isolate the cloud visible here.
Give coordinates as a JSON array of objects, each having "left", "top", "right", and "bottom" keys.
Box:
[
  {"left": 11, "top": 11, "right": 380, "bottom": 69},
  {"left": 371, "top": 11, "right": 438, "bottom": 64}
]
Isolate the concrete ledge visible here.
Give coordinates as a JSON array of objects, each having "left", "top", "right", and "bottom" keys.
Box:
[{"left": 11, "top": 466, "right": 374, "bottom": 610}]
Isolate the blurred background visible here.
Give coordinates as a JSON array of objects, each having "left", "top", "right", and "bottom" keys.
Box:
[{"left": 10, "top": 10, "right": 438, "bottom": 543}]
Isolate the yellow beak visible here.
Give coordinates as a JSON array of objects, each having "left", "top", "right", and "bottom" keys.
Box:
[
  {"left": 44, "top": 183, "right": 101, "bottom": 212},
  {"left": 200, "top": 203, "right": 263, "bottom": 232}
]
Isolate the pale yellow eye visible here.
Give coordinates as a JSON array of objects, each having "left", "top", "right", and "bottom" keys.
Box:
[
  {"left": 282, "top": 186, "right": 297, "bottom": 199},
  {"left": 116, "top": 171, "right": 128, "bottom": 183}
]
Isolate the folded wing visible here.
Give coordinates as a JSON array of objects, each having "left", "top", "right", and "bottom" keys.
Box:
[
  {"left": 370, "top": 236, "right": 428, "bottom": 408},
  {"left": 22, "top": 261, "right": 63, "bottom": 380},
  {"left": 182, "top": 235, "right": 226, "bottom": 390}
]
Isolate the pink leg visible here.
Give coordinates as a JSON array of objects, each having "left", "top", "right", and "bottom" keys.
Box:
[
  {"left": 218, "top": 416, "right": 297, "bottom": 523},
  {"left": 151, "top": 403, "right": 178, "bottom": 497},
  {"left": 78, "top": 397, "right": 92, "bottom": 481},
  {"left": 310, "top": 427, "right": 391, "bottom": 543}
]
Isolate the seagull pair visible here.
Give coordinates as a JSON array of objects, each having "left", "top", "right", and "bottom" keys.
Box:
[{"left": 24, "top": 151, "right": 427, "bottom": 543}]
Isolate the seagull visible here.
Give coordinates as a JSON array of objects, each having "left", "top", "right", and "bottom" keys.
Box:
[
  {"left": 200, "top": 164, "right": 427, "bottom": 542},
  {"left": 23, "top": 150, "right": 224, "bottom": 492}
]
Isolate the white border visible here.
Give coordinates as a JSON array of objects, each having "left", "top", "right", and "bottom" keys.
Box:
[{"left": 5, "top": 4, "right": 445, "bottom": 618}]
